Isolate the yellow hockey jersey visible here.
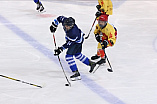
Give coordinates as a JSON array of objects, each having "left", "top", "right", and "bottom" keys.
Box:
[
  {"left": 98, "top": 0, "right": 113, "bottom": 15},
  {"left": 94, "top": 23, "right": 117, "bottom": 47}
]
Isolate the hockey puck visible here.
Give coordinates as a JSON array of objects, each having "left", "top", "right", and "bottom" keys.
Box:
[{"left": 65, "top": 84, "right": 69, "bottom": 86}]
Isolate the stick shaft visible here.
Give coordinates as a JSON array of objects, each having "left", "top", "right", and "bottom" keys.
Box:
[
  {"left": 85, "top": 18, "right": 97, "bottom": 39},
  {"left": 0, "top": 74, "right": 42, "bottom": 88},
  {"left": 52, "top": 33, "right": 71, "bottom": 86}
]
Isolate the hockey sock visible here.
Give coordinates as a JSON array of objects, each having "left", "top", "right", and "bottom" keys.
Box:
[
  {"left": 75, "top": 53, "right": 90, "bottom": 65},
  {"left": 34, "top": 0, "right": 40, "bottom": 4},
  {"left": 97, "top": 49, "right": 105, "bottom": 58},
  {"left": 65, "top": 54, "right": 78, "bottom": 72}
]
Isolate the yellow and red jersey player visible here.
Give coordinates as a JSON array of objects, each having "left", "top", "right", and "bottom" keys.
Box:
[
  {"left": 92, "top": 15, "right": 117, "bottom": 65},
  {"left": 96, "top": 0, "right": 113, "bottom": 21}
]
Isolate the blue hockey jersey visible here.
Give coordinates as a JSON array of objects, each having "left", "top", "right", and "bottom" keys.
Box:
[{"left": 53, "top": 16, "right": 84, "bottom": 49}]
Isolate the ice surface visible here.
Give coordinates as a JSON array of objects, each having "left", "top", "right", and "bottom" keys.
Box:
[{"left": 0, "top": 0, "right": 157, "bottom": 104}]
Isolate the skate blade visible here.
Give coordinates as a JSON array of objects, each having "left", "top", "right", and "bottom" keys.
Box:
[
  {"left": 70, "top": 76, "right": 81, "bottom": 81},
  {"left": 38, "top": 10, "right": 46, "bottom": 13}
]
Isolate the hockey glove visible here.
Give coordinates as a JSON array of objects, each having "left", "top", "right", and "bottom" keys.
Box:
[
  {"left": 54, "top": 47, "right": 63, "bottom": 56},
  {"left": 95, "top": 34, "right": 101, "bottom": 43},
  {"left": 96, "top": 5, "right": 101, "bottom": 11},
  {"left": 50, "top": 22, "right": 57, "bottom": 33},
  {"left": 101, "top": 40, "right": 108, "bottom": 49},
  {"left": 95, "top": 11, "right": 102, "bottom": 17}
]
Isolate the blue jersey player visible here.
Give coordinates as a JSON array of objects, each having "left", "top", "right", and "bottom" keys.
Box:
[
  {"left": 34, "top": 0, "right": 44, "bottom": 12},
  {"left": 50, "top": 16, "right": 96, "bottom": 81}
]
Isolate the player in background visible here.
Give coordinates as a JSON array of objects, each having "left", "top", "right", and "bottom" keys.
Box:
[
  {"left": 34, "top": 0, "right": 44, "bottom": 12},
  {"left": 50, "top": 16, "right": 96, "bottom": 81},
  {"left": 95, "top": 0, "right": 113, "bottom": 21},
  {"left": 91, "top": 15, "right": 117, "bottom": 65}
]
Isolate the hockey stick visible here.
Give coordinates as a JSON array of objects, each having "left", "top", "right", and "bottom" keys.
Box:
[
  {"left": 93, "top": 64, "right": 101, "bottom": 73},
  {"left": 93, "top": 50, "right": 113, "bottom": 73},
  {"left": 52, "top": 33, "right": 71, "bottom": 87},
  {"left": 85, "top": 17, "right": 97, "bottom": 39},
  {"left": 0, "top": 74, "right": 42, "bottom": 88},
  {"left": 105, "top": 52, "right": 113, "bottom": 72}
]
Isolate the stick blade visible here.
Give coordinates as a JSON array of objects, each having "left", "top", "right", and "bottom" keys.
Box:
[
  {"left": 107, "top": 68, "right": 113, "bottom": 72},
  {"left": 85, "top": 36, "right": 88, "bottom": 39}
]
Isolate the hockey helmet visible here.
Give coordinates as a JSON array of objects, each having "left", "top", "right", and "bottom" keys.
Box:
[
  {"left": 63, "top": 17, "right": 75, "bottom": 27},
  {"left": 98, "top": 15, "right": 108, "bottom": 22}
]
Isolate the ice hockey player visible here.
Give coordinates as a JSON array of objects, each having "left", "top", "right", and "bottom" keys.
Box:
[
  {"left": 91, "top": 15, "right": 117, "bottom": 65},
  {"left": 50, "top": 16, "right": 96, "bottom": 81},
  {"left": 95, "top": 0, "right": 113, "bottom": 21},
  {"left": 34, "top": 0, "right": 44, "bottom": 12}
]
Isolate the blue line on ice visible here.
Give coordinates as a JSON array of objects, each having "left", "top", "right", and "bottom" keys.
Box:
[
  {"left": 0, "top": 15, "right": 125, "bottom": 104},
  {"left": 153, "top": 36, "right": 157, "bottom": 52}
]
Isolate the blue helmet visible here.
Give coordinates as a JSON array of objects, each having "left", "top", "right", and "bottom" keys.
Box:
[{"left": 63, "top": 17, "right": 75, "bottom": 27}]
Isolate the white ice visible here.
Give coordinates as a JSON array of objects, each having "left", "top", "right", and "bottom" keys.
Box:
[{"left": 0, "top": 0, "right": 157, "bottom": 104}]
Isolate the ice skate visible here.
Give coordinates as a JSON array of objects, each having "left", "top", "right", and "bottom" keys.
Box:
[
  {"left": 96, "top": 58, "right": 106, "bottom": 65},
  {"left": 70, "top": 70, "right": 81, "bottom": 81},
  {"left": 39, "top": 4, "right": 44, "bottom": 12},
  {"left": 89, "top": 60, "right": 96, "bottom": 73},
  {"left": 36, "top": 2, "right": 45, "bottom": 12},
  {"left": 91, "top": 54, "right": 100, "bottom": 60},
  {"left": 36, "top": 2, "right": 40, "bottom": 10}
]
